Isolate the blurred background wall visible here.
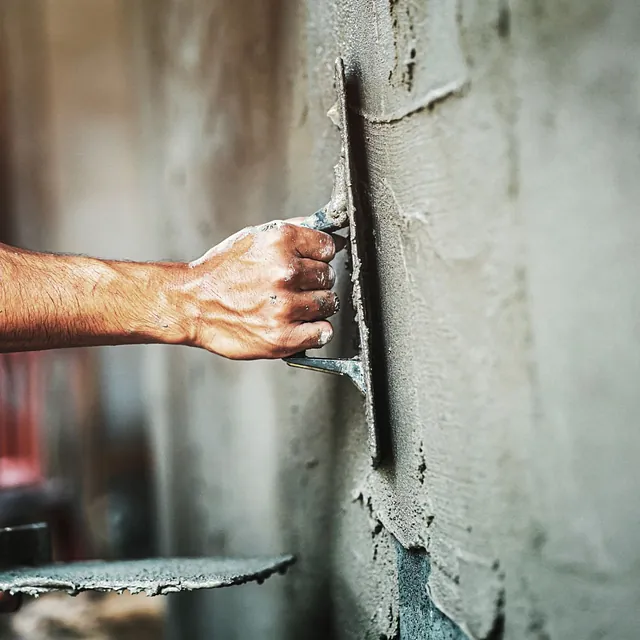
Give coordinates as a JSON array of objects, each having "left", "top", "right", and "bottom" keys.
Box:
[
  {"left": 1, "top": 1, "right": 640, "bottom": 640},
  {"left": 0, "top": 0, "right": 158, "bottom": 566}
]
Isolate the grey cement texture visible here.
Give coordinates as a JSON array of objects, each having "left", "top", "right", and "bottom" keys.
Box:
[
  {"left": 0, "top": 556, "right": 294, "bottom": 597},
  {"left": 397, "top": 545, "right": 468, "bottom": 640},
  {"left": 129, "top": 0, "right": 640, "bottom": 638}
]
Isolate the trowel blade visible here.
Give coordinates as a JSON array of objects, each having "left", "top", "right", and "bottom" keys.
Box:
[
  {"left": 285, "top": 58, "right": 382, "bottom": 466},
  {"left": 335, "top": 57, "right": 380, "bottom": 465}
]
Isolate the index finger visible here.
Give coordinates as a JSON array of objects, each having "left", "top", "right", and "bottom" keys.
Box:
[{"left": 290, "top": 225, "right": 336, "bottom": 263}]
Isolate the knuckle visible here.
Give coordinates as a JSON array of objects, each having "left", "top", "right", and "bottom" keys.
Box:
[
  {"left": 289, "top": 258, "right": 303, "bottom": 279},
  {"left": 273, "top": 263, "right": 295, "bottom": 285},
  {"left": 287, "top": 263, "right": 298, "bottom": 283},
  {"left": 271, "top": 326, "right": 295, "bottom": 355},
  {"left": 283, "top": 264, "right": 296, "bottom": 284},
  {"left": 274, "top": 222, "right": 295, "bottom": 243},
  {"left": 281, "top": 222, "right": 296, "bottom": 236},
  {"left": 262, "top": 223, "right": 287, "bottom": 244}
]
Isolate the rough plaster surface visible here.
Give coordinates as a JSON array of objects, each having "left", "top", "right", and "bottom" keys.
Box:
[
  {"left": 0, "top": 556, "right": 294, "bottom": 597},
  {"left": 137, "top": 0, "right": 640, "bottom": 638},
  {"left": 397, "top": 546, "right": 467, "bottom": 639}
]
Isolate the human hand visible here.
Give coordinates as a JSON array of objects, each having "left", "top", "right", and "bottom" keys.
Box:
[{"left": 175, "top": 220, "right": 341, "bottom": 360}]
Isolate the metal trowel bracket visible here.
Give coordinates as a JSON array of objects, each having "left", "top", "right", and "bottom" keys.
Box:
[
  {"left": 285, "top": 58, "right": 381, "bottom": 465},
  {"left": 284, "top": 355, "right": 365, "bottom": 395}
]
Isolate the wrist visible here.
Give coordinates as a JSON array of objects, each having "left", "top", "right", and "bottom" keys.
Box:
[{"left": 143, "top": 261, "right": 199, "bottom": 347}]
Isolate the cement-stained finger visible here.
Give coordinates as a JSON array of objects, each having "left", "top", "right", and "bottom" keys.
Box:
[
  {"left": 285, "top": 320, "right": 334, "bottom": 353},
  {"left": 291, "top": 225, "right": 336, "bottom": 262},
  {"left": 289, "top": 291, "right": 339, "bottom": 321},
  {"left": 293, "top": 259, "right": 336, "bottom": 290}
]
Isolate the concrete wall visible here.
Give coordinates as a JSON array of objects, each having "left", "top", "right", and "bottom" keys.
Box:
[{"left": 138, "top": 1, "right": 640, "bottom": 638}]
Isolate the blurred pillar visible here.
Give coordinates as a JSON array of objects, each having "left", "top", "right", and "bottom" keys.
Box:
[{"left": 0, "top": 0, "right": 51, "bottom": 248}]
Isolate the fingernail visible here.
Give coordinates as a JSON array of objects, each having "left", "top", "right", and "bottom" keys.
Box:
[
  {"left": 334, "top": 293, "right": 340, "bottom": 312},
  {"left": 318, "top": 327, "right": 333, "bottom": 346}
]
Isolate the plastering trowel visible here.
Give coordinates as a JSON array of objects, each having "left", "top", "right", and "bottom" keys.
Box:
[{"left": 285, "top": 58, "right": 382, "bottom": 466}]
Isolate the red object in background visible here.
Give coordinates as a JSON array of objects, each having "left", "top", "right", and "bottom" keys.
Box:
[
  {"left": 0, "top": 353, "right": 43, "bottom": 491},
  {"left": 0, "top": 352, "right": 83, "bottom": 562}
]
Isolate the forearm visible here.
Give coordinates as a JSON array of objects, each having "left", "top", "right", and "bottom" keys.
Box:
[
  {"left": 0, "top": 219, "right": 339, "bottom": 359},
  {"left": 0, "top": 243, "right": 188, "bottom": 352}
]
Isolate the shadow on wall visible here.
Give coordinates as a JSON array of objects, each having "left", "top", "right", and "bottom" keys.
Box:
[{"left": 344, "top": 64, "right": 395, "bottom": 470}]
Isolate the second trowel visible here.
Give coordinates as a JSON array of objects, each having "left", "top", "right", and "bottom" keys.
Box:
[{"left": 285, "top": 58, "right": 382, "bottom": 466}]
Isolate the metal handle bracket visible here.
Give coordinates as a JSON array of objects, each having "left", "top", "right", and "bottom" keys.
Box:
[{"left": 284, "top": 354, "right": 365, "bottom": 395}]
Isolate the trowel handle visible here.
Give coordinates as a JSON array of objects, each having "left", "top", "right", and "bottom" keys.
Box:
[
  {"left": 300, "top": 208, "right": 344, "bottom": 233},
  {"left": 284, "top": 207, "right": 361, "bottom": 391}
]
